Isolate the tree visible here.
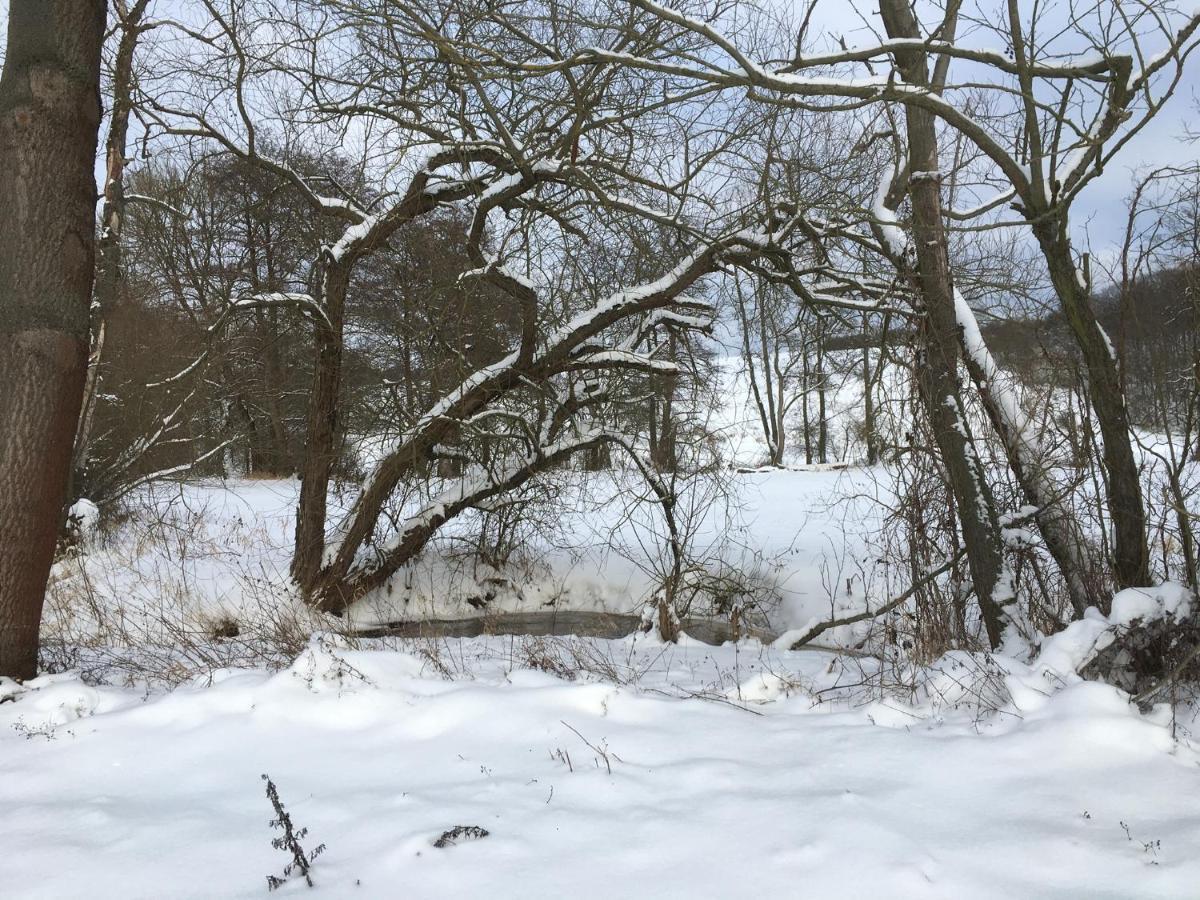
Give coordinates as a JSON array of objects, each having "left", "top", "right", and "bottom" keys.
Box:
[
  {"left": 877, "top": 0, "right": 1015, "bottom": 647},
  {"left": 732, "top": 275, "right": 804, "bottom": 467},
  {"left": 133, "top": 0, "right": 833, "bottom": 624},
  {"left": 0, "top": 1, "right": 107, "bottom": 679},
  {"left": 591, "top": 0, "right": 1199, "bottom": 612},
  {"left": 71, "top": 0, "right": 154, "bottom": 505}
]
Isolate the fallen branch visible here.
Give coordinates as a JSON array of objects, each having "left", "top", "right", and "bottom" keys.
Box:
[{"left": 786, "top": 552, "right": 964, "bottom": 651}]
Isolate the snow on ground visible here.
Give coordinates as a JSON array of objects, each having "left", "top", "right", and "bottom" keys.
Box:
[
  {"left": 17, "top": 355, "right": 1200, "bottom": 898},
  {"left": 2, "top": 633, "right": 1199, "bottom": 899}
]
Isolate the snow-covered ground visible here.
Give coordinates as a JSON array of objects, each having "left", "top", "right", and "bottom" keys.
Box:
[
  {"left": 3, "top": 628, "right": 1199, "bottom": 899},
  {"left": 10, "top": 356, "right": 1198, "bottom": 898}
]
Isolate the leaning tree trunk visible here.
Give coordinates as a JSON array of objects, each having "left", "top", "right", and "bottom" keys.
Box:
[
  {"left": 953, "top": 293, "right": 1099, "bottom": 617},
  {"left": 881, "top": 0, "right": 1013, "bottom": 648},
  {"left": 1033, "top": 222, "right": 1149, "bottom": 594},
  {"left": 0, "top": 1, "right": 106, "bottom": 679}
]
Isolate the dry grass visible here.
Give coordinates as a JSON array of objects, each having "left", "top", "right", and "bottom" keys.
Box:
[{"left": 40, "top": 494, "right": 340, "bottom": 687}]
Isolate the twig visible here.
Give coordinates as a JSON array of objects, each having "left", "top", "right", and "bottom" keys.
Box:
[{"left": 1132, "top": 640, "right": 1200, "bottom": 708}]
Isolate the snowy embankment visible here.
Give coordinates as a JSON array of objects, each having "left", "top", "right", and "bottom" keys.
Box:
[{"left": 2, "top": 627, "right": 1199, "bottom": 899}]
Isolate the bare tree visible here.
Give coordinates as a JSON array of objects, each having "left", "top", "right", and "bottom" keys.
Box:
[
  {"left": 731, "top": 275, "right": 803, "bottom": 467},
  {"left": 577, "top": 0, "right": 1199, "bottom": 607},
  {"left": 1117, "top": 166, "right": 1200, "bottom": 591},
  {"left": 127, "top": 0, "right": 833, "bottom": 627}
]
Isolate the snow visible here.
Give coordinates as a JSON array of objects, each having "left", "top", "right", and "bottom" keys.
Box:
[
  {"left": 2, "top": 634, "right": 1199, "bottom": 899},
  {"left": 44, "top": 464, "right": 889, "bottom": 650},
  {"left": 872, "top": 175, "right": 909, "bottom": 256},
  {"left": 18, "top": 350, "right": 1200, "bottom": 898},
  {"left": 953, "top": 287, "right": 1034, "bottom": 446},
  {"left": 25, "top": 444, "right": 1200, "bottom": 897},
  {"left": 67, "top": 498, "right": 100, "bottom": 542},
  {"left": 328, "top": 215, "right": 378, "bottom": 262},
  {"left": 479, "top": 172, "right": 523, "bottom": 201},
  {"left": 568, "top": 350, "right": 678, "bottom": 373},
  {"left": 1110, "top": 583, "right": 1193, "bottom": 627}
]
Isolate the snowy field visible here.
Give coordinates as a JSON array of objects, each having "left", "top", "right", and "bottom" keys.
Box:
[
  {"left": 3, "top": 628, "right": 1199, "bottom": 899},
  {"left": 5, "top": 360, "right": 1198, "bottom": 899}
]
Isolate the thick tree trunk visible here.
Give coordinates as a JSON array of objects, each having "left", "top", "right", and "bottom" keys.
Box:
[
  {"left": 653, "top": 392, "right": 677, "bottom": 472},
  {"left": 0, "top": 1, "right": 106, "bottom": 679},
  {"left": 1033, "top": 223, "right": 1149, "bottom": 594},
  {"left": 291, "top": 261, "right": 348, "bottom": 591},
  {"left": 650, "top": 335, "right": 678, "bottom": 472},
  {"left": 881, "top": 0, "right": 1013, "bottom": 647}
]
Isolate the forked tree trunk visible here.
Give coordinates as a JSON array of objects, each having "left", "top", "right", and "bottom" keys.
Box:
[
  {"left": 0, "top": 1, "right": 106, "bottom": 679},
  {"left": 771, "top": 369, "right": 787, "bottom": 466},
  {"left": 880, "top": 0, "right": 1013, "bottom": 647},
  {"left": 735, "top": 283, "right": 785, "bottom": 466}
]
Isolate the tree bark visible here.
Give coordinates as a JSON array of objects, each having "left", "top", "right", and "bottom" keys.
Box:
[
  {"left": 0, "top": 1, "right": 106, "bottom": 679},
  {"left": 880, "top": 0, "right": 1014, "bottom": 647},
  {"left": 800, "top": 347, "right": 813, "bottom": 464},
  {"left": 815, "top": 333, "right": 828, "bottom": 464},
  {"left": 650, "top": 334, "right": 678, "bottom": 472},
  {"left": 861, "top": 323, "right": 880, "bottom": 465},
  {"left": 291, "top": 260, "right": 348, "bottom": 591},
  {"left": 1033, "top": 223, "right": 1149, "bottom": 593},
  {"left": 71, "top": 1, "right": 149, "bottom": 504}
]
